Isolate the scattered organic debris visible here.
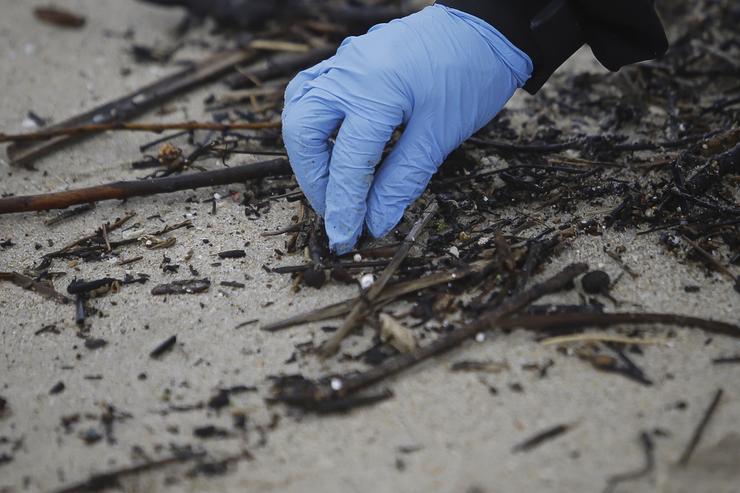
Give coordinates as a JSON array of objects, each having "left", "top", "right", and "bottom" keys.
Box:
[{"left": 0, "top": 0, "right": 738, "bottom": 490}]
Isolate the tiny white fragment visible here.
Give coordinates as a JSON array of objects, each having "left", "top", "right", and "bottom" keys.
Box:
[
  {"left": 379, "top": 313, "right": 417, "bottom": 353},
  {"left": 360, "top": 274, "right": 375, "bottom": 290}
]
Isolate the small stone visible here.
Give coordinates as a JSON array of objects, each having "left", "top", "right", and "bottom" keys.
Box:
[
  {"left": 330, "top": 378, "right": 343, "bottom": 391},
  {"left": 50, "top": 381, "right": 65, "bottom": 394},
  {"left": 581, "top": 271, "right": 611, "bottom": 295}
]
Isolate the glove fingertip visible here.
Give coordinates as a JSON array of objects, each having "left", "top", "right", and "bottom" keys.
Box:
[{"left": 366, "top": 199, "right": 405, "bottom": 239}]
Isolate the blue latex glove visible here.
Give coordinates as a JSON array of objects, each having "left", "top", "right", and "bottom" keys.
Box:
[{"left": 282, "top": 4, "right": 532, "bottom": 254}]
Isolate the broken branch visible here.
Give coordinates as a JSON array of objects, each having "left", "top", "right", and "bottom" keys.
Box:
[
  {"left": 0, "top": 158, "right": 291, "bottom": 214},
  {"left": 0, "top": 120, "right": 281, "bottom": 144}
]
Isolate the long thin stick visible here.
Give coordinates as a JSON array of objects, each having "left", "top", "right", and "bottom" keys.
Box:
[
  {"left": 319, "top": 201, "right": 439, "bottom": 357},
  {"left": 503, "top": 313, "right": 740, "bottom": 339},
  {"left": 677, "top": 388, "right": 724, "bottom": 466},
  {"left": 0, "top": 120, "right": 281, "bottom": 144},
  {"left": 0, "top": 158, "right": 290, "bottom": 214}
]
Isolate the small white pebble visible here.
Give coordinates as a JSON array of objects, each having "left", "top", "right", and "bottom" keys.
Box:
[
  {"left": 353, "top": 253, "right": 362, "bottom": 263},
  {"left": 360, "top": 274, "right": 375, "bottom": 290},
  {"left": 475, "top": 332, "right": 486, "bottom": 343},
  {"left": 449, "top": 246, "right": 460, "bottom": 258},
  {"left": 213, "top": 193, "right": 222, "bottom": 201},
  {"left": 330, "top": 378, "right": 343, "bottom": 391}
]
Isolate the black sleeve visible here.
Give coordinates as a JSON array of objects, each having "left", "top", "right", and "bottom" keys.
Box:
[{"left": 436, "top": 0, "right": 669, "bottom": 93}]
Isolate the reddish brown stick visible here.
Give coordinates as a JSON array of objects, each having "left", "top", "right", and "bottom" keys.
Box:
[
  {"left": 0, "top": 158, "right": 290, "bottom": 214},
  {"left": 0, "top": 120, "right": 281, "bottom": 144}
]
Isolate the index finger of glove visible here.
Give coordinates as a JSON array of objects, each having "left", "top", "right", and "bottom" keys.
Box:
[{"left": 282, "top": 89, "right": 344, "bottom": 216}]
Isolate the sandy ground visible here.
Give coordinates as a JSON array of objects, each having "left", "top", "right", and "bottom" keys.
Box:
[{"left": 1, "top": 1, "right": 739, "bottom": 492}]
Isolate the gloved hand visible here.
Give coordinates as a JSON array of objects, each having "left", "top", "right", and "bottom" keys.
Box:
[{"left": 282, "top": 4, "right": 532, "bottom": 254}]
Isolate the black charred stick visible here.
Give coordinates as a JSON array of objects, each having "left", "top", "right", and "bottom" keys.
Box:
[
  {"left": 499, "top": 312, "right": 740, "bottom": 339},
  {"left": 512, "top": 423, "right": 576, "bottom": 453},
  {"left": 304, "top": 215, "right": 328, "bottom": 289},
  {"left": 223, "top": 46, "right": 337, "bottom": 89},
  {"left": 470, "top": 132, "right": 718, "bottom": 154},
  {"left": 0, "top": 158, "right": 291, "bottom": 214},
  {"left": 678, "top": 389, "right": 724, "bottom": 467},
  {"left": 713, "top": 355, "right": 740, "bottom": 365},
  {"left": 67, "top": 278, "right": 119, "bottom": 296},
  {"left": 150, "top": 336, "right": 178, "bottom": 359},
  {"left": 218, "top": 250, "right": 247, "bottom": 259},
  {"left": 604, "top": 432, "right": 655, "bottom": 493},
  {"left": 74, "top": 296, "right": 87, "bottom": 326},
  {"left": 52, "top": 451, "right": 206, "bottom": 493},
  {"left": 44, "top": 204, "right": 95, "bottom": 226}
]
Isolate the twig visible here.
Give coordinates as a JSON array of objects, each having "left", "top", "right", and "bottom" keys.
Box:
[
  {"left": 319, "top": 201, "right": 439, "bottom": 357},
  {"left": 469, "top": 133, "right": 714, "bottom": 154},
  {"left": 604, "top": 432, "right": 655, "bottom": 493},
  {"left": 0, "top": 120, "right": 280, "bottom": 144},
  {"left": 501, "top": 312, "right": 740, "bottom": 339},
  {"left": 0, "top": 158, "right": 291, "bottom": 214},
  {"left": 52, "top": 451, "right": 206, "bottom": 493},
  {"left": 681, "top": 235, "right": 737, "bottom": 282},
  {"left": 677, "top": 389, "right": 724, "bottom": 467},
  {"left": 540, "top": 333, "right": 668, "bottom": 346},
  {"left": 512, "top": 423, "right": 576, "bottom": 453},
  {"left": 0, "top": 272, "right": 72, "bottom": 304}
]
